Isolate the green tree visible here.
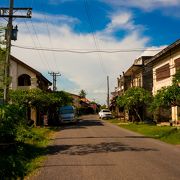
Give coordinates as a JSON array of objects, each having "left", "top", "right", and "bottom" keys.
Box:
[
  {"left": 117, "top": 87, "right": 152, "bottom": 122},
  {"left": 9, "top": 89, "right": 72, "bottom": 109},
  {"left": 150, "top": 70, "right": 180, "bottom": 112},
  {"left": 79, "top": 89, "right": 87, "bottom": 98}
]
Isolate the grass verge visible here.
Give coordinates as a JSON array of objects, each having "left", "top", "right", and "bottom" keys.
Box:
[
  {"left": 0, "top": 127, "right": 59, "bottom": 179},
  {"left": 106, "top": 119, "right": 180, "bottom": 145}
]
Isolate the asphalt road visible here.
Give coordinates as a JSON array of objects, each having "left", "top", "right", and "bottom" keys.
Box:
[{"left": 31, "top": 115, "right": 180, "bottom": 180}]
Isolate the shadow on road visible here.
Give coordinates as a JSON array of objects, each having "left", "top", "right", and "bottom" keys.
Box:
[
  {"left": 52, "top": 135, "right": 150, "bottom": 140},
  {"left": 46, "top": 142, "right": 158, "bottom": 156},
  {"left": 60, "top": 119, "right": 104, "bottom": 130},
  {"left": 38, "top": 163, "right": 116, "bottom": 168}
]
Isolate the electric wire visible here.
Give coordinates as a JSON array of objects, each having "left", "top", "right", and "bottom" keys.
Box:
[
  {"left": 12, "top": 44, "right": 163, "bottom": 53},
  {"left": 18, "top": 11, "right": 50, "bottom": 70},
  {"left": 22, "top": 0, "right": 53, "bottom": 71},
  {"left": 29, "top": 20, "right": 53, "bottom": 71},
  {"left": 41, "top": 1, "right": 59, "bottom": 72},
  {"left": 83, "top": 0, "right": 107, "bottom": 75}
]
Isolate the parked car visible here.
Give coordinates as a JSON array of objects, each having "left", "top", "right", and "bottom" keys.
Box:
[
  {"left": 99, "top": 109, "right": 113, "bottom": 119},
  {"left": 59, "top": 105, "right": 78, "bottom": 124}
]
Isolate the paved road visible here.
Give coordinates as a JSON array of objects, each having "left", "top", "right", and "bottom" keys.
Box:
[{"left": 31, "top": 115, "right": 180, "bottom": 180}]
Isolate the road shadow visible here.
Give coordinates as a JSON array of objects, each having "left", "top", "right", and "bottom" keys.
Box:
[
  {"left": 53, "top": 135, "right": 150, "bottom": 140},
  {"left": 46, "top": 142, "right": 158, "bottom": 156},
  {"left": 39, "top": 163, "right": 116, "bottom": 168},
  {"left": 60, "top": 119, "right": 104, "bottom": 130}
]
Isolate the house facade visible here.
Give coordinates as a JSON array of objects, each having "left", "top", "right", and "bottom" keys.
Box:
[
  {"left": 9, "top": 55, "right": 52, "bottom": 124},
  {"left": 10, "top": 56, "right": 51, "bottom": 91},
  {"left": 148, "top": 39, "right": 180, "bottom": 122},
  {"left": 110, "top": 56, "right": 153, "bottom": 120},
  {"left": 111, "top": 39, "right": 180, "bottom": 123}
]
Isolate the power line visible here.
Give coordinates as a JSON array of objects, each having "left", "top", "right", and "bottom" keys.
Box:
[
  {"left": 41, "top": 1, "right": 59, "bottom": 71},
  {"left": 12, "top": 44, "right": 163, "bottom": 53},
  {"left": 19, "top": 11, "right": 50, "bottom": 70},
  {"left": 22, "top": 0, "right": 53, "bottom": 72},
  {"left": 83, "top": 0, "right": 107, "bottom": 75}
]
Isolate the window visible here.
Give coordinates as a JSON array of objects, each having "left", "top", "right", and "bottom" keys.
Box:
[
  {"left": 175, "top": 58, "right": 180, "bottom": 71},
  {"left": 18, "top": 74, "right": 31, "bottom": 86},
  {"left": 156, "top": 64, "right": 170, "bottom": 81}
]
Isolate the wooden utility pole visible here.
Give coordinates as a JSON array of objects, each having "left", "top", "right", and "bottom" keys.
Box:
[
  {"left": 48, "top": 72, "right": 61, "bottom": 91},
  {"left": 3, "top": 0, "right": 13, "bottom": 103},
  {"left": 0, "top": 0, "right": 32, "bottom": 103},
  {"left": 107, "top": 75, "right": 109, "bottom": 109}
]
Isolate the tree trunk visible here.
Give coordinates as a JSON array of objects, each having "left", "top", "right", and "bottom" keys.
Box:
[{"left": 134, "top": 108, "right": 142, "bottom": 122}]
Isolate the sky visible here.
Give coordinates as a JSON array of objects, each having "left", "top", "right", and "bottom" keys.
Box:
[{"left": 0, "top": 0, "right": 180, "bottom": 104}]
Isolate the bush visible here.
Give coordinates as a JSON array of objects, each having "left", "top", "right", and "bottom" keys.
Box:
[
  {"left": 0, "top": 104, "right": 27, "bottom": 143},
  {"left": 77, "top": 107, "right": 94, "bottom": 115}
]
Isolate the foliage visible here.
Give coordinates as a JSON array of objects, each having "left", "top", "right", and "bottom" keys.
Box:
[
  {"left": 173, "top": 69, "right": 180, "bottom": 85},
  {"left": 0, "top": 127, "right": 56, "bottom": 179},
  {"left": 79, "top": 89, "right": 87, "bottom": 98},
  {"left": 76, "top": 106, "right": 94, "bottom": 115},
  {"left": 100, "top": 104, "right": 107, "bottom": 109},
  {"left": 117, "top": 87, "right": 152, "bottom": 121},
  {"left": 0, "top": 104, "right": 27, "bottom": 143},
  {"left": 9, "top": 89, "right": 72, "bottom": 109}
]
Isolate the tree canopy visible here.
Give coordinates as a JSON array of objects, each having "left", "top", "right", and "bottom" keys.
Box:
[
  {"left": 9, "top": 89, "right": 73, "bottom": 109},
  {"left": 79, "top": 89, "right": 87, "bottom": 98},
  {"left": 117, "top": 87, "right": 152, "bottom": 121}
]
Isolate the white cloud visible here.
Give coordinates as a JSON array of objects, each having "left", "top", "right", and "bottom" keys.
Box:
[
  {"left": 102, "top": 0, "right": 180, "bottom": 11},
  {"left": 140, "top": 45, "right": 167, "bottom": 56},
  {"left": 31, "top": 12, "right": 80, "bottom": 25},
  {"left": 106, "top": 12, "right": 134, "bottom": 33},
  {"left": 11, "top": 11, "right": 156, "bottom": 104}
]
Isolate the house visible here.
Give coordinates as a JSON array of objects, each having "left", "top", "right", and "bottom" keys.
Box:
[
  {"left": 9, "top": 55, "right": 52, "bottom": 124},
  {"left": 10, "top": 56, "right": 51, "bottom": 91},
  {"left": 68, "top": 93, "right": 99, "bottom": 114},
  {"left": 110, "top": 56, "right": 153, "bottom": 120},
  {"left": 68, "top": 93, "right": 91, "bottom": 108},
  {"left": 111, "top": 39, "right": 180, "bottom": 123},
  {"left": 147, "top": 39, "right": 180, "bottom": 122}
]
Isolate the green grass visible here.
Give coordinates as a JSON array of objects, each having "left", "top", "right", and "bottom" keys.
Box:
[
  {"left": 106, "top": 119, "right": 180, "bottom": 145},
  {"left": 0, "top": 127, "right": 59, "bottom": 179}
]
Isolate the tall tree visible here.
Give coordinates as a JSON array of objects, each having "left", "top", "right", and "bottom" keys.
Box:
[{"left": 79, "top": 89, "right": 87, "bottom": 98}]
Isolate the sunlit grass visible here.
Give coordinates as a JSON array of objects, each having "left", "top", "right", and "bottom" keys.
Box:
[{"left": 106, "top": 119, "right": 180, "bottom": 145}]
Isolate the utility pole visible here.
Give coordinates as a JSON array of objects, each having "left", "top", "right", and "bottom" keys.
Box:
[
  {"left": 107, "top": 75, "right": 109, "bottom": 109},
  {"left": 48, "top": 72, "right": 61, "bottom": 91},
  {"left": 0, "top": 0, "right": 32, "bottom": 103}
]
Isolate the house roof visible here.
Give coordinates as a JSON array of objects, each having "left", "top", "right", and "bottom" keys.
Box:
[
  {"left": 10, "top": 55, "right": 52, "bottom": 85},
  {"left": 124, "top": 56, "right": 152, "bottom": 76},
  {"left": 145, "top": 39, "right": 180, "bottom": 65}
]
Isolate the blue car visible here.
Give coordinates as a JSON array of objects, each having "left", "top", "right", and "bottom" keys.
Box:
[{"left": 59, "top": 105, "right": 77, "bottom": 124}]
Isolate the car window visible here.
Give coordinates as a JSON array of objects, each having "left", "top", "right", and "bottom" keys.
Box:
[{"left": 102, "top": 110, "right": 110, "bottom": 112}]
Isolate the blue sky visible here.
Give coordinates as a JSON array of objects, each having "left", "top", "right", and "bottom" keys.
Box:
[{"left": 0, "top": 0, "right": 180, "bottom": 104}]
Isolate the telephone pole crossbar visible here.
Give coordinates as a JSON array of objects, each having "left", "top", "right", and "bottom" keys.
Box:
[{"left": 0, "top": 8, "right": 32, "bottom": 18}]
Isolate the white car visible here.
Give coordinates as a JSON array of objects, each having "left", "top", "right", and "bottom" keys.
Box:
[{"left": 99, "top": 109, "right": 113, "bottom": 119}]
